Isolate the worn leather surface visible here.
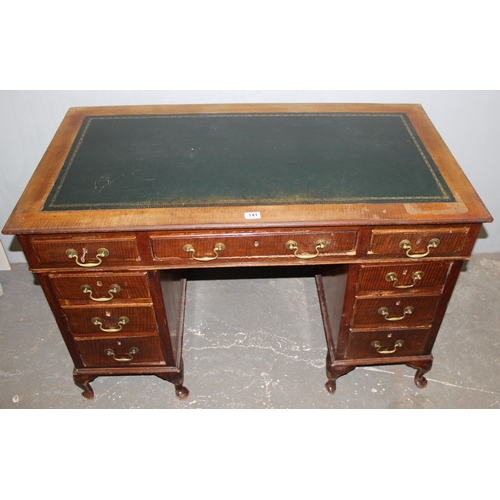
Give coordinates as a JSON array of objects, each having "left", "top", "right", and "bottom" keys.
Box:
[{"left": 43, "top": 113, "right": 454, "bottom": 211}]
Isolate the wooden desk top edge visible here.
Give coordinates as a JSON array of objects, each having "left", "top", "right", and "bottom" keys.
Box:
[{"left": 3, "top": 103, "right": 493, "bottom": 235}]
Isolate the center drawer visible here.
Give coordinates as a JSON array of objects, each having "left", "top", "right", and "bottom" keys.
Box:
[{"left": 149, "top": 229, "right": 358, "bottom": 264}]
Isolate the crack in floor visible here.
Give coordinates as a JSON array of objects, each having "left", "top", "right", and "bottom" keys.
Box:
[{"left": 361, "top": 366, "right": 499, "bottom": 395}]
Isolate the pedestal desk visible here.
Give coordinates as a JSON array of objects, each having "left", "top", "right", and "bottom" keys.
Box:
[{"left": 2, "top": 104, "right": 492, "bottom": 400}]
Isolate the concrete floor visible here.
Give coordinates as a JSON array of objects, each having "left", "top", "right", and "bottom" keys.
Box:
[{"left": 1, "top": 255, "right": 499, "bottom": 409}]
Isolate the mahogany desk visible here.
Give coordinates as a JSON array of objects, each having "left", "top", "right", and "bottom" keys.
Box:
[{"left": 2, "top": 104, "right": 492, "bottom": 400}]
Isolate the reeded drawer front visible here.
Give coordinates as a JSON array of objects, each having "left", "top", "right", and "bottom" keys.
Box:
[
  {"left": 50, "top": 272, "right": 151, "bottom": 303},
  {"left": 30, "top": 233, "right": 141, "bottom": 268},
  {"left": 357, "top": 262, "right": 451, "bottom": 293},
  {"left": 150, "top": 229, "right": 358, "bottom": 263},
  {"left": 345, "top": 329, "right": 431, "bottom": 359},
  {"left": 369, "top": 226, "right": 469, "bottom": 259},
  {"left": 76, "top": 336, "right": 165, "bottom": 367},
  {"left": 352, "top": 295, "right": 441, "bottom": 328},
  {"left": 63, "top": 304, "right": 158, "bottom": 335}
]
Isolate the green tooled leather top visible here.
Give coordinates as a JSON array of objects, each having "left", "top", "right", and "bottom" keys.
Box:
[{"left": 43, "top": 113, "right": 454, "bottom": 211}]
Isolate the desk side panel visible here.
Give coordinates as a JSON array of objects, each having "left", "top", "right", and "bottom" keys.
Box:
[{"left": 316, "top": 265, "right": 350, "bottom": 358}]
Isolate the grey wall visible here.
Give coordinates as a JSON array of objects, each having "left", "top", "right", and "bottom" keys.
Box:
[{"left": 1, "top": 90, "right": 498, "bottom": 264}]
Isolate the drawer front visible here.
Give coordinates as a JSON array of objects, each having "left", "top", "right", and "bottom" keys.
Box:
[
  {"left": 345, "top": 329, "right": 431, "bottom": 359},
  {"left": 30, "top": 234, "right": 141, "bottom": 268},
  {"left": 50, "top": 272, "right": 151, "bottom": 303},
  {"left": 352, "top": 295, "right": 441, "bottom": 328},
  {"left": 76, "top": 336, "right": 165, "bottom": 367},
  {"left": 63, "top": 305, "right": 158, "bottom": 335},
  {"left": 150, "top": 229, "right": 358, "bottom": 264},
  {"left": 357, "top": 262, "right": 451, "bottom": 293},
  {"left": 369, "top": 226, "right": 469, "bottom": 259}
]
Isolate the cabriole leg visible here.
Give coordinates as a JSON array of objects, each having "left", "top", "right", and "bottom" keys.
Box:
[
  {"left": 407, "top": 359, "right": 433, "bottom": 389},
  {"left": 73, "top": 372, "right": 97, "bottom": 399}
]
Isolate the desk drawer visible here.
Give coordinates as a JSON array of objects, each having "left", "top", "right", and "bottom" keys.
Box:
[
  {"left": 150, "top": 229, "right": 358, "bottom": 264},
  {"left": 369, "top": 227, "right": 469, "bottom": 259},
  {"left": 76, "top": 336, "right": 165, "bottom": 367},
  {"left": 345, "top": 328, "right": 431, "bottom": 359},
  {"left": 50, "top": 272, "right": 151, "bottom": 303},
  {"left": 30, "top": 234, "right": 141, "bottom": 269},
  {"left": 352, "top": 295, "right": 440, "bottom": 329},
  {"left": 356, "top": 262, "right": 451, "bottom": 293},
  {"left": 63, "top": 304, "right": 158, "bottom": 335}
]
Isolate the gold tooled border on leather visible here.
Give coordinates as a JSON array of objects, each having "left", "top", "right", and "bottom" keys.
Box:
[{"left": 43, "top": 113, "right": 455, "bottom": 211}]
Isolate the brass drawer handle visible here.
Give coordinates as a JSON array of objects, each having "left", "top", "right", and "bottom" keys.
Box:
[
  {"left": 285, "top": 240, "right": 327, "bottom": 260},
  {"left": 104, "top": 347, "right": 139, "bottom": 362},
  {"left": 385, "top": 271, "right": 424, "bottom": 289},
  {"left": 183, "top": 243, "right": 225, "bottom": 262},
  {"left": 399, "top": 239, "right": 440, "bottom": 259},
  {"left": 81, "top": 284, "right": 121, "bottom": 302},
  {"left": 378, "top": 306, "right": 414, "bottom": 322},
  {"left": 371, "top": 340, "right": 404, "bottom": 355},
  {"left": 66, "top": 248, "right": 109, "bottom": 267},
  {"left": 91, "top": 316, "right": 129, "bottom": 333}
]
